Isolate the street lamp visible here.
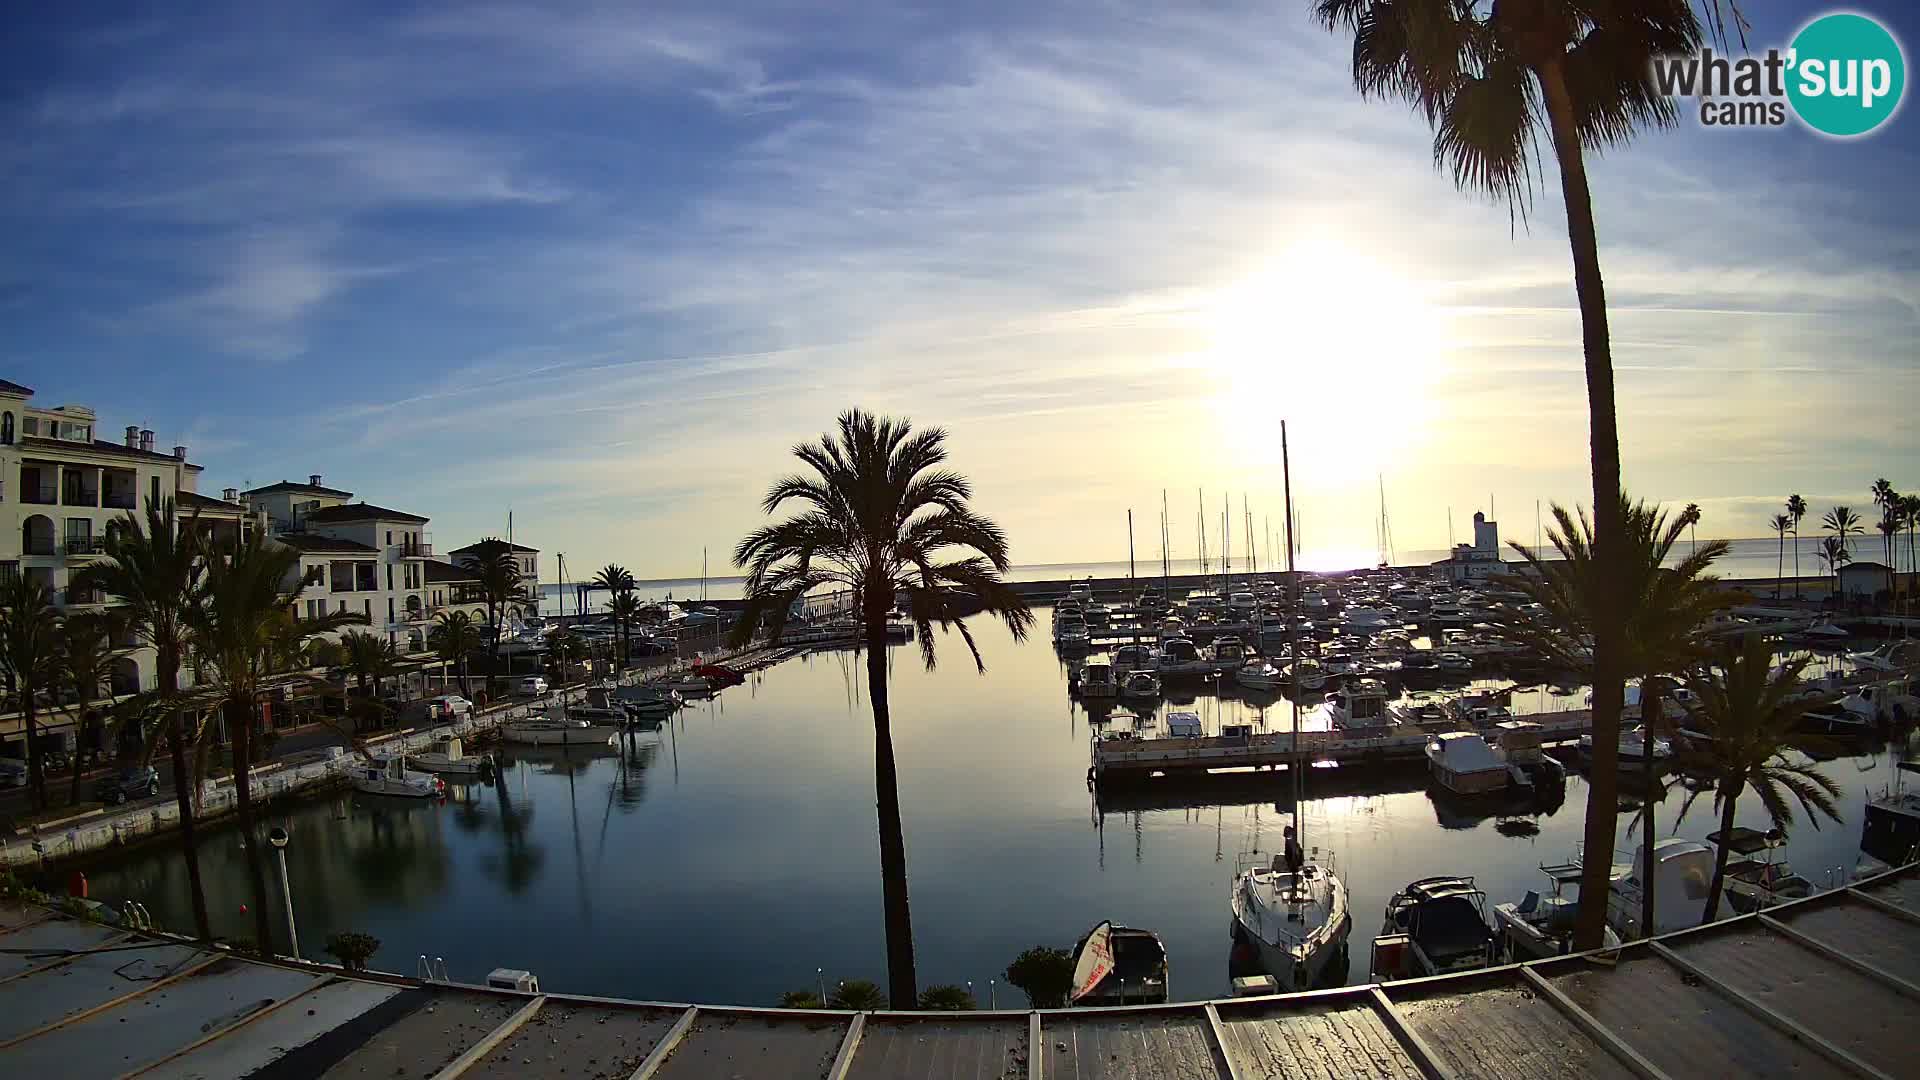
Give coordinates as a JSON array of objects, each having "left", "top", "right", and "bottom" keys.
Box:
[{"left": 267, "top": 825, "right": 299, "bottom": 959}]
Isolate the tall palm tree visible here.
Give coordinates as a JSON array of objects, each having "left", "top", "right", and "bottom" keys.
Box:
[
  {"left": 1818, "top": 536, "right": 1852, "bottom": 602},
  {"left": 460, "top": 549, "right": 521, "bottom": 697},
  {"left": 1823, "top": 505, "right": 1862, "bottom": 555},
  {"left": 731, "top": 410, "right": 1033, "bottom": 1005},
  {"left": 592, "top": 564, "right": 634, "bottom": 597},
  {"left": 1490, "top": 491, "right": 1732, "bottom": 941},
  {"left": 56, "top": 611, "right": 120, "bottom": 807},
  {"left": 1311, "top": 0, "right": 1700, "bottom": 950},
  {"left": 1878, "top": 511, "right": 1901, "bottom": 598},
  {"left": 193, "top": 533, "right": 359, "bottom": 954},
  {"left": 339, "top": 629, "right": 399, "bottom": 725},
  {"left": 605, "top": 591, "right": 643, "bottom": 667},
  {"left": 1786, "top": 494, "right": 1808, "bottom": 599},
  {"left": 1903, "top": 494, "right": 1920, "bottom": 612},
  {"left": 1867, "top": 480, "right": 1898, "bottom": 575},
  {"left": 73, "top": 499, "right": 213, "bottom": 939},
  {"left": 0, "top": 577, "right": 60, "bottom": 810},
  {"left": 1680, "top": 503, "right": 1702, "bottom": 556},
  {"left": 545, "top": 629, "right": 584, "bottom": 680},
  {"left": 1679, "top": 636, "right": 1842, "bottom": 920},
  {"left": 1769, "top": 513, "right": 1792, "bottom": 600},
  {"left": 429, "top": 611, "right": 482, "bottom": 697}
]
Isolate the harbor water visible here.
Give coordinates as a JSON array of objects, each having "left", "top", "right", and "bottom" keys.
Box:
[{"left": 80, "top": 606, "right": 1913, "bottom": 1005}]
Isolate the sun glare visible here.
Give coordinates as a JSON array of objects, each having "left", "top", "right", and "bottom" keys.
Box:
[{"left": 1201, "top": 241, "right": 1445, "bottom": 479}]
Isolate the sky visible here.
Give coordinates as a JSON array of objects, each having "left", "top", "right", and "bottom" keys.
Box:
[{"left": 3, "top": 0, "right": 1916, "bottom": 578}]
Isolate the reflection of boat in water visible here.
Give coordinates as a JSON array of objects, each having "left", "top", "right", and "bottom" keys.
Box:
[
  {"left": 501, "top": 717, "right": 619, "bottom": 747},
  {"left": 350, "top": 755, "right": 446, "bottom": 798},
  {"left": 1493, "top": 861, "right": 1622, "bottom": 960},
  {"left": 1370, "top": 876, "right": 1499, "bottom": 980},
  {"left": 1069, "top": 921, "right": 1169, "bottom": 1006},
  {"left": 1230, "top": 850, "right": 1350, "bottom": 993},
  {"left": 408, "top": 737, "right": 493, "bottom": 778}
]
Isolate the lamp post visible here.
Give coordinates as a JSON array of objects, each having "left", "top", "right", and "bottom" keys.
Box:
[{"left": 267, "top": 826, "right": 299, "bottom": 958}]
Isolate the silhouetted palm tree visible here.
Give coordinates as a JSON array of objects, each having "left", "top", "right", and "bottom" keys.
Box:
[
  {"left": 1786, "top": 494, "right": 1808, "bottom": 599},
  {"left": 1310, "top": 0, "right": 1701, "bottom": 949},
  {"left": 0, "top": 577, "right": 60, "bottom": 810},
  {"left": 429, "top": 611, "right": 482, "bottom": 697},
  {"left": 460, "top": 548, "right": 521, "bottom": 696},
  {"left": 74, "top": 498, "right": 213, "bottom": 939},
  {"left": 1823, "top": 505, "right": 1862, "bottom": 555},
  {"left": 340, "top": 630, "right": 400, "bottom": 727},
  {"left": 1768, "top": 513, "right": 1791, "bottom": 600},
  {"left": 56, "top": 611, "right": 121, "bottom": 807},
  {"left": 732, "top": 410, "right": 1033, "bottom": 1004},
  {"left": 1491, "top": 492, "right": 1732, "bottom": 940},
  {"left": 1818, "top": 536, "right": 1852, "bottom": 601},
  {"left": 1679, "top": 636, "right": 1842, "bottom": 920},
  {"left": 605, "top": 591, "right": 643, "bottom": 667},
  {"left": 1681, "top": 503, "right": 1702, "bottom": 555}
]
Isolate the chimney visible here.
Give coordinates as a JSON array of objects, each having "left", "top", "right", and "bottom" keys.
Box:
[
  {"left": 139, "top": 429, "right": 154, "bottom": 452},
  {"left": 309, "top": 473, "right": 323, "bottom": 487},
  {"left": 124, "top": 425, "right": 139, "bottom": 448},
  {"left": 173, "top": 445, "right": 187, "bottom": 460},
  {"left": 223, "top": 487, "right": 238, "bottom": 503}
]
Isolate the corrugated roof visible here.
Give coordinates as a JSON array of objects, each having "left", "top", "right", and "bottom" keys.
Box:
[{"left": 301, "top": 502, "right": 428, "bottom": 525}]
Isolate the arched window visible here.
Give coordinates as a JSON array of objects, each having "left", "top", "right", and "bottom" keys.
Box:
[{"left": 1, "top": 412, "right": 12, "bottom": 444}]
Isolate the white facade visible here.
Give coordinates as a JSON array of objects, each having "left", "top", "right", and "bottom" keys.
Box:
[
  {"left": 1432, "top": 512, "right": 1506, "bottom": 583},
  {"left": 249, "top": 492, "right": 436, "bottom": 654}
]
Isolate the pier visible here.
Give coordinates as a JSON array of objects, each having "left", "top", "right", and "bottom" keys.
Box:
[{"left": 2, "top": 861, "right": 1913, "bottom": 1078}]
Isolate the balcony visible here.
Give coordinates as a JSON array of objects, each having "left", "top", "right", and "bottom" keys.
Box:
[
  {"left": 103, "top": 491, "right": 137, "bottom": 510},
  {"left": 395, "top": 538, "right": 433, "bottom": 559},
  {"left": 63, "top": 537, "right": 108, "bottom": 559},
  {"left": 21, "top": 487, "right": 57, "bottom": 506}
]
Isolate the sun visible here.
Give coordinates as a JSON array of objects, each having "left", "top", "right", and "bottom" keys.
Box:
[{"left": 1200, "top": 240, "right": 1446, "bottom": 478}]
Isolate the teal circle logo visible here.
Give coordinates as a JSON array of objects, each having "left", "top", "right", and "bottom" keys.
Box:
[{"left": 1787, "top": 13, "right": 1906, "bottom": 137}]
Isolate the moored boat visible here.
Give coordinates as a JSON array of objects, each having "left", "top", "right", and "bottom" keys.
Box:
[
  {"left": 1493, "top": 861, "right": 1622, "bottom": 960},
  {"left": 1370, "top": 876, "right": 1499, "bottom": 980},
  {"left": 1120, "top": 669, "right": 1162, "bottom": 699},
  {"left": 1425, "top": 732, "right": 1516, "bottom": 796},
  {"left": 1069, "top": 921, "right": 1169, "bottom": 1006},
  {"left": 350, "top": 755, "right": 445, "bottom": 798},
  {"left": 407, "top": 737, "right": 492, "bottom": 778},
  {"left": 501, "top": 716, "right": 619, "bottom": 747},
  {"left": 1230, "top": 850, "right": 1351, "bottom": 992}
]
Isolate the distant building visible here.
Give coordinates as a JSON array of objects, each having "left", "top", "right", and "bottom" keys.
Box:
[
  {"left": 444, "top": 538, "right": 541, "bottom": 621},
  {"left": 1431, "top": 512, "right": 1506, "bottom": 583},
  {"left": 1837, "top": 561, "right": 1894, "bottom": 600},
  {"left": 242, "top": 483, "right": 435, "bottom": 653}
]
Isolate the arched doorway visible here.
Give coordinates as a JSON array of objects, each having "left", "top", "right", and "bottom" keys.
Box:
[
  {"left": 21, "top": 514, "right": 55, "bottom": 556},
  {"left": 110, "top": 656, "right": 141, "bottom": 696}
]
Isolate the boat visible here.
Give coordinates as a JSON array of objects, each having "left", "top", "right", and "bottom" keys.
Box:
[
  {"left": 1230, "top": 852, "right": 1351, "bottom": 992},
  {"left": 500, "top": 716, "right": 619, "bottom": 747},
  {"left": 1578, "top": 724, "right": 1671, "bottom": 768},
  {"left": 1120, "top": 669, "right": 1162, "bottom": 699},
  {"left": 1111, "top": 644, "right": 1156, "bottom": 672},
  {"left": 1164, "top": 710, "right": 1203, "bottom": 737},
  {"left": 1069, "top": 921, "right": 1169, "bottom": 1006},
  {"left": 1053, "top": 608, "right": 1090, "bottom": 646},
  {"left": 1863, "top": 761, "right": 1920, "bottom": 865},
  {"left": 1371, "top": 877, "right": 1499, "bottom": 980},
  {"left": 618, "top": 685, "right": 683, "bottom": 716},
  {"left": 1156, "top": 637, "right": 1210, "bottom": 677},
  {"left": 1327, "top": 679, "right": 1391, "bottom": 730},
  {"left": 1606, "top": 839, "right": 1715, "bottom": 939},
  {"left": 567, "top": 705, "right": 628, "bottom": 726},
  {"left": 407, "top": 738, "right": 492, "bottom": 778},
  {"left": 659, "top": 675, "right": 717, "bottom": 697},
  {"left": 1434, "top": 651, "right": 1473, "bottom": 673},
  {"left": 1492, "top": 720, "right": 1565, "bottom": 786},
  {"left": 1290, "top": 659, "right": 1328, "bottom": 691},
  {"left": 1235, "top": 658, "right": 1285, "bottom": 691},
  {"left": 1076, "top": 656, "right": 1119, "bottom": 698},
  {"left": 1851, "top": 640, "right": 1920, "bottom": 673},
  {"left": 1208, "top": 635, "right": 1249, "bottom": 670},
  {"left": 1797, "top": 703, "right": 1874, "bottom": 739},
  {"left": 1800, "top": 618, "right": 1851, "bottom": 641},
  {"left": 1425, "top": 732, "right": 1519, "bottom": 795},
  {"left": 1838, "top": 679, "right": 1919, "bottom": 728},
  {"left": 1342, "top": 606, "right": 1398, "bottom": 634},
  {"left": 1709, "top": 828, "right": 1814, "bottom": 913},
  {"left": 1493, "top": 861, "right": 1623, "bottom": 960},
  {"left": 350, "top": 755, "right": 445, "bottom": 798}
]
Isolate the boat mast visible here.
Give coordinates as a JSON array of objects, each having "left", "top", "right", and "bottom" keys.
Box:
[
  {"left": 1198, "top": 488, "right": 1207, "bottom": 583},
  {"left": 1160, "top": 490, "right": 1170, "bottom": 601},
  {"left": 1128, "top": 509, "right": 1135, "bottom": 583},
  {"left": 1281, "top": 420, "right": 1304, "bottom": 854}
]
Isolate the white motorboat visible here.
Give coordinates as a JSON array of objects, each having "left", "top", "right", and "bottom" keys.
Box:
[
  {"left": 567, "top": 705, "right": 628, "bottom": 727},
  {"left": 1493, "top": 861, "right": 1623, "bottom": 960},
  {"left": 619, "top": 684, "right": 683, "bottom": 713},
  {"left": 1328, "top": 679, "right": 1391, "bottom": 730},
  {"left": 1343, "top": 606, "right": 1397, "bottom": 634},
  {"left": 1111, "top": 644, "right": 1157, "bottom": 672},
  {"left": 659, "top": 675, "right": 716, "bottom": 697},
  {"left": 500, "top": 716, "right": 619, "bottom": 747},
  {"left": 350, "top": 755, "right": 445, "bottom": 798},
  {"left": 1434, "top": 651, "right": 1473, "bottom": 673},
  {"left": 1156, "top": 637, "right": 1210, "bottom": 677},
  {"left": 1425, "top": 732, "right": 1518, "bottom": 796},
  {"left": 407, "top": 737, "right": 491, "bottom": 777},
  {"left": 1291, "top": 659, "right": 1328, "bottom": 691},
  {"left": 1607, "top": 839, "right": 1715, "bottom": 939},
  {"left": 1076, "top": 656, "right": 1119, "bottom": 698},
  {"left": 1230, "top": 854, "right": 1351, "bottom": 992},
  {"left": 1838, "top": 680, "right": 1919, "bottom": 727},
  {"left": 1578, "top": 724, "right": 1671, "bottom": 767},
  {"left": 1710, "top": 827, "right": 1814, "bottom": 914},
  {"left": 1851, "top": 640, "right": 1920, "bottom": 673},
  {"left": 1069, "top": 921, "right": 1169, "bottom": 1006},
  {"left": 1120, "top": 669, "right": 1162, "bottom": 699},
  {"left": 1236, "top": 658, "right": 1285, "bottom": 691},
  {"left": 1801, "top": 618, "right": 1850, "bottom": 641},
  {"left": 1208, "top": 635, "right": 1249, "bottom": 670},
  {"left": 1370, "top": 877, "right": 1499, "bottom": 980}
]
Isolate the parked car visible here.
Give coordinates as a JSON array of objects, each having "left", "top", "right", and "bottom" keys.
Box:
[
  {"left": 93, "top": 766, "right": 159, "bottom": 805},
  {"left": 517, "top": 676, "right": 549, "bottom": 696},
  {"left": 0, "top": 758, "right": 27, "bottom": 789},
  {"left": 428, "top": 695, "right": 474, "bottom": 719}
]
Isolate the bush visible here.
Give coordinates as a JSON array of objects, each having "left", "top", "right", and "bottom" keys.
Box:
[
  {"left": 827, "top": 979, "right": 887, "bottom": 1010},
  {"left": 324, "top": 931, "right": 381, "bottom": 972},
  {"left": 1005, "top": 946, "right": 1075, "bottom": 1008},
  {"left": 917, "top": 984, "right": 976, "bottom": 1011},
  {"left": 778, "top": 990, "right": 825, "bottom": 1009}
]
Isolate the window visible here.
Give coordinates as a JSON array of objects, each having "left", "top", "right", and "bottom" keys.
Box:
[
  {"left": 386, "top": 564, "right": 393, "bottom": 590},
  {"left": 306, "top": 599, "right": 321, "bottom": 620},
  {"left": 387, "top": 598, "right": 395, "bottom": 623},
  {"left": 22, "top": 417, "right": 38, "bottom": 436},
  {"left": 385, "top": 530, "right": 392, "bottom": 545},
  {"left": 363, "top": 599, "right": 371, "bottom": 618},
  {"left": 1, "top": 412, "right": 11, "bottom": 444},
  {"left": 150, "top": 476, "right": 160, "bottom": 509}
]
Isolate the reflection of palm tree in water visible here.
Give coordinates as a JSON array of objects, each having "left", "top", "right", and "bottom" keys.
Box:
[
  {"left": 347, "top": 801, "right": 450, "bottom": 904},
  {"left": 613, "top": 738, "right": 658, "bottom": 813},
  {"left": 482, "top": 764, "right": 545, "bottom": 895}
]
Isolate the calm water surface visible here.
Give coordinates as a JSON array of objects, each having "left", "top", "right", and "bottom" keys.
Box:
[{"left": 82, "top": 607, "right": 1913, "bottom": 1005}]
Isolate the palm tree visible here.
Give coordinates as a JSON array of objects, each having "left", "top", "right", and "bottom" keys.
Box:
[
  {"left": 592, "top": 564, "right": 634, "bottom": 597},
  {"left": 1490, "top": 491, "right": 1732, "bottom": 941},
  {"left": 193, "top": 533, "right": 360, "bottom": 954},
  {"left": 1818, "top": 536, "right": 1852, "bottom": 602},
  {"left": 1903, "top": 494, "right": 1920, "bottom": 612},
  {"left": 73, "top": 499, "right": 213, "bottom": 939},
  {"left": 1877, "top": 511, "right": 1901, "bottom": 602},
  {"left": 1310, "top": 1, "right": 1702, "bottom": 952},
  {"left": 56, "top": 611, "right": 120, "bottom": 808},
  {"left": 545, "top": 630, "right": 584, "bottom": 680},
  {"left": 731, "top": 409, "right": 1033, "bottom": 1006},
  {"left": 1822, "top": 505, "right": 1860, "bottom": 555},
  {"left": 605, "top": 591, "right": 643, "bottom": 667},
  {"left": 1768, "top": 513, "right": 1792, "bottom": 599},
  {"left": 0, "top": 577, "right": 60, "bottom": 810},
  {"left": 1680, "top": 503, "right": 1702, "bottom": 555},
  {"left": 460, "top": 549, "right": 521, "bottom": 697},
  {"left": 1787, "top": 494, "right": 1808, "bottom": 599},
  {"left": 429, "top": 611, "right": 482, "bottom": 697},
  {"left": 1679, "top": 636, "right": 1843, "bottom": 920}
]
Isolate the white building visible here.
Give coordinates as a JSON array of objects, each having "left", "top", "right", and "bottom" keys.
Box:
[
  {"left": 442, "top": 538, "right": 541, "bottom": 623},
  {"left": 1431, "top": 512, "right": 1506, "bottom": 583},
  {"left": 241, "top": 483, "right": 435, "bottom": 653}
]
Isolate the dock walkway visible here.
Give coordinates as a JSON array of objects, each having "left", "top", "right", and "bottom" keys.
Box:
[{"left": 1, "top": 862, "right": 1913, "bottom": 1078}]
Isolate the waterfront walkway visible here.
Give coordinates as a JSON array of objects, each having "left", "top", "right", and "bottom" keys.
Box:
[{"left": 2, "top": 862, "right": 1913, "bottom": 1078}]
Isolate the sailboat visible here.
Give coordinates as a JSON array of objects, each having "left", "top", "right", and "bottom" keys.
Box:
[{"left": 1228, "top": 420, "right": 1351, "bottom": 992}]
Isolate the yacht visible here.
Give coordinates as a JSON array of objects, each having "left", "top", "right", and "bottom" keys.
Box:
[
  {"left": 660, "top": 674, "right": 717, "bottom": 696},
  {"left": 1851, "top": 640, "right": 1920, "bottom": 673},
  {"left": 1400, "top": 650, "right": 1439, "bottom": 674},
  {"left": 1838, "top": 679, "right": 1920, "bottom": 727},
  {"left": 1607, "top": 839, "right": 1715, "bottom": 939},
  {"left": 1863, "top": 761, "right": 1920, "bottom": 865},
  {"left": 1053, "top": 610, "right": 1091, "bottom": 648},
  {"left": 1493, "top": 861, "right": 1623, "bottom": 960},
  {"left": 1290, "top": 659, "right": 1328, "bottom": 691},
  {"left": 501, "top": 716, "right": 619, "bottom": 747},
  {"left": 1328, "top": 679, "right": 1391, "bottom": 730},
  {"left": 567, "top": 705, "right": 628, "bottom": 727},
  {"left": 1236, "top": 658, "right": 1285, "bottom": 691},
  {"left": 1226, "top": 592, "right": 1259, "bottom": 620},
  {"left": 618, "top": 685, "right": 683, "bottom": 717},
  {"left": 407, "top": 738, "right": 491, "bottom": 778},
  {"left": 1709, "top": 828, "right": 1814, "bottom": 913},
  {"left": 1425, "top": 732, "right": 1518, "bottom": 795},
  {"left": 1156, "top": 637, "right": 1210, "bottom": 677},
  {"left": 1164, "top": 710, "right": 1203, "bottom": 737},
  {"left": 1069, "top": 921, "right": 1170, "bottom": 1006},
  {"left": 1343, "top": 606, "right": 1398, "bottom": 634},
  {"left": 1076, "top": 656, "right": 1119, "bottom": 698},
  {"left": 1120, "top": 669, "right": 1163, "bottom": 699},
  {"left": 1434, "top": 651, "right": 1474, "bottom": 673},
  {"left": 1230, "top": 853, "right": 1351, "bottom": 992},
  {"left": 1208, "top": 635, "right": 1249, "bottom": 670},
  {"left": 1370, "top": 877, "right": 1499, "bottom": 980},
  {"left": 1111, "top": 644, "right": 1156, "bottom": 672},
  {"left": 1578, "top": 725, "right": 1671, "bottom": 768},
  {"left": 350, "top": 755, "right": 445, "bottom": 798}
]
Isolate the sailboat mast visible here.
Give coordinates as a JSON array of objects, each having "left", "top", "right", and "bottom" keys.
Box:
[
  {"left": 1161, "top": 490, "right": 1171, "bottom": 600},
  {"left": 1198, "top": 488, "right": 1208, "bottom": 582},
  {"left": 1128, "top": 509, "right": 1135, "bottom": 582},
  {"left": 1281, "top": 420, "right": 1304, "bottom": 853}
]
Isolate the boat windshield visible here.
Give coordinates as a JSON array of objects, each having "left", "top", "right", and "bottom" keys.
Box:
[{"left": 1403, "top": 897, "right": 1494, "bottom": 959}]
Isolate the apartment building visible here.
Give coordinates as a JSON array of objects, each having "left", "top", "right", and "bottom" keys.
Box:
[{"left": 242, "top": 482, "right": 435, "bottom": 653}]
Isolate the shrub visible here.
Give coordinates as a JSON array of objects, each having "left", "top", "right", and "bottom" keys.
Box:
[
  {"left": 1005, "top": 946, "right": 1075, "bottom": 1008},
  {"left": 917, "top": 984, "right": 976, "bottom": 1010},
  {"left": 827, "top": 979, "right": 887, "bottom": 1010},
  {"left": 324, "top": 931, "right": 381, "bottom": 971},
  {"left": 778, "top": 990, "right": 825, "bottom": 1009}
]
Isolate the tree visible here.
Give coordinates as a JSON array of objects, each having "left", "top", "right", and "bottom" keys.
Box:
[
  {"left": 0, "top": 577, "right": 60, "bottom": 810},
  {"left": 1310, "top": 0, "right": 1701, "bottom": 948},
  {"left": 1818, "top": 536, "right": 1852, "bottom": 600},
  {"left": 1490, "top": 492, "right": 1732, "bottom": 941},
  {"left": 778, "top": 990, "right": 825, "bottom": 1009},
  {"left": 194, "top": 533, "right": 361, "bottom": 955},
  {"left": 1904, "top": 494, "right": 1920, "bottom": 612},
  {"left": 460, "top": 549, "right": 521, "bottom": 696},
  {"left": 545, "top": 630, "right": 584, "bottom": 680},
  {"left": 1786, "top": 494, "right": 1808, "bottom": 599},
  {"left": 1877, "top": 511, "right": 1901, "bottom": 602},
  {"left": 428, "top": 611, "right": 482, "bottom": 697},
  {"left": 1680, "top": 503, "right": 1702, "bottom": 555},
  {"left": 917, "top": 984, "right": 976, "bottom": 1010},
  {"left": 1823, "top": 505, "right": 1862, "bottom": 558},
  {"left": 72, "top": 499, "right": 214, "bottom": 940},
  {"left": 828, "top": 979, "right": 888, "bottom": 1010},
  {"left": 56, "top": 611, "right": 120, "bottom": 807},
  {"left": 605, "top": 591, "right": 643, "bottom": 668},
  {"left": 340, "top": 630, "right": 400, "bottom": 723},
  {"left": 1679, "top": 636, "right": 1843, "bottom": 920},
  {"left": 732, "top": 410, "right": 1034, "bottom": 1005},
  {"left": 1004, "top": 946, "right": 1074, "bottom": 1008},
  {"left": 1769, "top": 513, "right": 1792, "bottom": 600}
]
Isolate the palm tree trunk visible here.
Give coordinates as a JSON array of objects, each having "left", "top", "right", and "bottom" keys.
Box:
[
  {"left": 1775, "top": 531, "right": 1784, "bottom": 599},
  {"left": 1538, "top": 57, "right": 1627, "bottom": 952},
  {"left": 159, "top": 648, "right": 213, "bottom": 940},
  {"left": 24, "top": 698, "right": 45, "bottom": 811},
  {"left": 1639, "top": 682, "right": 1662, "bottom": 938},
  {"left": 1703, "top": 781, "right": 1742, "bottom": 922},
  {"left": 226, "top": 696, "right": 275, "bottom": 954},
  {"left": 864, "top": 592, "right": 917, "bottom": 1007},
  {"left": 1793, "top": 530, "right": 1800, "bottom": 599},
  {"left": 68, "top": 715, "right": 87, "bottom": 808}
]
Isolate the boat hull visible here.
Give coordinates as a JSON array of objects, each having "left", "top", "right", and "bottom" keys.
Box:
[{"left": 501, "top": 725, "right": 619, "bottom": 747}]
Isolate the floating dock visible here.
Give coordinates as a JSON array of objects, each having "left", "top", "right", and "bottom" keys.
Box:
[{"left": 2, "top": 862, "right": 1914, "bottom": 1078}]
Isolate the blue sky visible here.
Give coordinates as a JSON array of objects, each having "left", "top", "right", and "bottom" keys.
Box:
[{"left": 4, "top": 0, "right": 1915, "bottom": 576}]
